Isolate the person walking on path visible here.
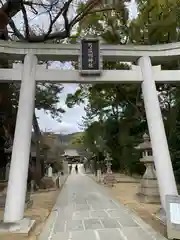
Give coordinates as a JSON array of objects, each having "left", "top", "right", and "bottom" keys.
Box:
[
  {"left": 84, "top": 163, "right": 86, "bottom": 173},
  {"left": 69, "top": 164, "right": 72, "bottom": 174},
  {"left": 75, "top": 164, "right": 78, "bottom": 174}
]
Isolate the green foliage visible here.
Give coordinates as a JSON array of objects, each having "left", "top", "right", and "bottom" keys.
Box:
[
  {"left": 76, "top": 1, "right": 129, "bottom": 44},
  {"left": 35, "top": 83, "right": 65, "bottom": 120},
  {"left": 130, "top": 0, "right": 179, "bottom": 44},
  {"left": 12, "top": 82, "right": 65, "bottom": 121},
  {"left": 65, "top": 0, "right": 180, "bottom": 181}
]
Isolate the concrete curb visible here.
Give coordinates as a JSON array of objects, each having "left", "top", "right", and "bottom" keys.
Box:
[{"left": 38, "top": 174, "right": 69, "bottom": 240}]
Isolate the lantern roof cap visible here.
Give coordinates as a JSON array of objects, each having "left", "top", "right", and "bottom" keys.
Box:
[{"left": 135, "top": 133, "right": 151, "bottom": 150}]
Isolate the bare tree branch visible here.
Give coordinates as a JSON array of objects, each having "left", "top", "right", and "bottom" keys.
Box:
[
  {"left": 70, "top": 0, "right": 100, "bottom": 27},
  {"left": 25, "top": 0, "right": 58, "bottom": 9},
  {"left": 63, "top": 0, "right": 73, "bottom": 36},
  {"left": 44, "top": 0, "right": 73, "bottom": 40},
  {"left": 21, "top": 0, "right": 30, "bottom": 38},
  {"left": 9, "top": 19, "right": 25, "bottom": 40},
  {"left": 0, "top": 0, "right": 117, "bottom": 42}
]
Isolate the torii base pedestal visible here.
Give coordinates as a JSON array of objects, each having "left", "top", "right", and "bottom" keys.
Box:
[{"left": 0, "top": 218, "right": 35, "bottom": 236}]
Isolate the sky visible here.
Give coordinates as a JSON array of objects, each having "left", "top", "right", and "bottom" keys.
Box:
[{"left": 36, "top": 0, "right": 138, "bottom": 135}]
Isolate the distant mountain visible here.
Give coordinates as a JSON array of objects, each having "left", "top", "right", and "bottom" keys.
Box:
[
  {"left": 42, "top": 132, "right": 86, "bottom": 156},
  {"left": 58, "top": 132, "right": 81, "bottom": 144}
]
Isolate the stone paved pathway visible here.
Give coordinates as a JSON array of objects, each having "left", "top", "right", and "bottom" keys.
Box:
[{"left": 39, "top": 165, "right": 167, "bottom": 240}]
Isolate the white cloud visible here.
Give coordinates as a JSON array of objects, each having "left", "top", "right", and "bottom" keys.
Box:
[
  {"left": 36, "top": 109, "right": 81, "bottom": 134},
  {"left": 36, "top": 83, "right": 86, "bottom": 134},
  {"left": 129, "top": 0, "right": 138, "bottom": 20},
  {"left": 54, "top": 121, "right": 80, "bottom": 134}
]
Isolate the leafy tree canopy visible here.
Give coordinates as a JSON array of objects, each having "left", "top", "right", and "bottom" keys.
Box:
[{"left": 65, "top": 0, "right": 180, "bottom": 180}]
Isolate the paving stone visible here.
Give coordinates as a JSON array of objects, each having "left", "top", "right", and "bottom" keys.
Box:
[
  {"left": 84, "top": 219, "right": 103, "bottom": 230},
  {"left": 73, "top": 198, "right": 87, "bottom": 204},
  {"left": 53, "top": 220, "right": 66, "bottom": 233},
  {"left": 98, "top": 229, "right": 124, "bottom": 240},
  {"left": 56, "top": 210, "right": 73, "bottom": 221},
  {"left": 105, "top": 200, "right": 120, "bottom": 209},
  {"left": 72, "top": 211, "right": 90, "bottom": 220},
  {"left": 39, "top": 210, "right": 59, "bottom": 240},
  {"left": 91, "top": 204, "right": 109, "bottom": 210},
  {"left": 71, "top": 230, "right": 97, "bottom": 240},
  {"left": 105, "top": 203, "right": 119, "bottom": 209},
  {"left": 87, "top": 193, "right": 102, "bottom": 201},
  {"left": 107, "top": 209, "right": 138, "bottom": 227},
  {"left": 107, "top": 209, "right": 128, "bottom": 218},
  {"left": 90, "top": 210, "right": 109, "bottom": 219},
  {"left": 52, "top": 232, "right": 69, "bottom": 240},
  {"left": 66, "top": 220, "right": 84, "bottom": 232},
  {"left": 121, "top": 227, "right": 154, "bottom": 240},
  {"left": 58, "top": 205, "right": 74, "bottom": 215},
  {"left": 117, "top": 216, "right": 139, "bottom": 227},
  {"left": 101, "top": 218, "right": 121, "bottom": 229},
  {"left": 40, "top": 166, "right": 167, "bottom": 240},
  {"left": 75, "top": 204, "right": 90, "bottom": 211}
]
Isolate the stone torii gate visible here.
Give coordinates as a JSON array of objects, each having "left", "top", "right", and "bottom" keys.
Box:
[{"left": 0, "top": 39, "right": 179, "bottom": 229}]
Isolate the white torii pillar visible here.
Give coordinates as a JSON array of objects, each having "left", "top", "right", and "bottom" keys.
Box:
[
  {"left": 4, "top": 54, "right": 37, "bottom": 222},
  {"left": 138, "top": 56, "right": 178, "bottom": 210}
]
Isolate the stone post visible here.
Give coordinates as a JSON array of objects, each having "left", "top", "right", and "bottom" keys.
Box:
[
  {"left": 48, "top": 166, "right": 53, "bottom": 177},
  {"left": 97, "top": 169, "right": 101, "bottom": 182}
]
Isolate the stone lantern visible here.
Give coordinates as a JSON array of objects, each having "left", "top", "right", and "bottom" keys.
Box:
[
  {"left": 105, "top": 152, "right": 113, "bottom": 173},
  {"left": 135, "top": 133, "right": 160, "bottom": 203},
  {"left": 103, "top": 152, "right": 115, "bottom": 187}
]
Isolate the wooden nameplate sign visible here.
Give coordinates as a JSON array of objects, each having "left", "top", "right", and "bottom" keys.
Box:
[{"left": 79, "top": 38, "right": 102, "bottom": 77}]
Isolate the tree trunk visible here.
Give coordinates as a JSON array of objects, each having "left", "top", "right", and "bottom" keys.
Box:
[
  {"left": 32, "top": 113, "right": 43, "bottom": 185},
  {"left": 0, "top": 19, "right": 14, "bottom": 168}
]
